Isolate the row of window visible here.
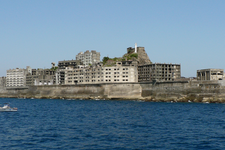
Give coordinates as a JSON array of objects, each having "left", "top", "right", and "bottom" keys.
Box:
[
  {"left": 6, "top": 85, "right": 24, "bottom": 86},
  {"left": 66, "top": 79, "right": 130, "bottom": 83},
  {"left": 66, "top": 68, "right": 130, "bottom": 73},
  {"left": 7, "top": 81, "right": 24, "bottom": 82},
  {"left": 67, "top": 71, "right": 130, "bottom": 76}
]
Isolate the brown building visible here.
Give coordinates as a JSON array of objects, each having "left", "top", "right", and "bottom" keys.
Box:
[{"left": 138, "top": 63, "right": 181, "bottom": 82}]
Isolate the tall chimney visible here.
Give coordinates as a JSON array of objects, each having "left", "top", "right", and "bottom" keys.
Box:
[{"left": 135, "top": 43, "right": 137, "bottom": 53}]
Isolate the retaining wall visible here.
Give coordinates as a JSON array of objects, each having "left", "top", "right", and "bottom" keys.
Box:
[{"left": 1, "top": 81, "right": 225, "bottom": 103}]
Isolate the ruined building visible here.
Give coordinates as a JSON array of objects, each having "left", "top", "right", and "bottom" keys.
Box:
[
  {"left": 57, "top": 61, "right": 138, "bottom": 85},
  {"left": 58, "top": 60, "right": 82, "bottom": 69},
  {"left": 26, "top": 68, "right": 56, "bottom": 86},
  {"left": 197, "top": 69, "right": 224, "bottom": 80},
  {"left": 138, "top": 63, "right": 181, "bottom": 82}
]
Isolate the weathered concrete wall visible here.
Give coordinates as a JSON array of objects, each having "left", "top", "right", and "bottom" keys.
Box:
[
  {"left": 1, "top": 81, "right": 225, "bottom": 103},
  {"left": 140, "top": 80, "right": 225, "bottom": 103},
  {"left": 0, "top": 83, "right": 142, "bottom": 100},
  {"left": 103, "top": 83, "right": 142, "bottom": 99}
]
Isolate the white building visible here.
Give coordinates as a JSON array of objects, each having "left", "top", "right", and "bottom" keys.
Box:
[
  {"left": 76, "top": 50, "right": 100, "bottom": 66},
  {"left": 6, "top": 66, "right": 31, "bottom": 87}
]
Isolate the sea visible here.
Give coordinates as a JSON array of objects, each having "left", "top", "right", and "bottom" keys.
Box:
[{"left": 0, "top": 98, "right": 225, "bottom": 150}]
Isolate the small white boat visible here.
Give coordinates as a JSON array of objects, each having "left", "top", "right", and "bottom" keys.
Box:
[{"left": 0, "top": 103, "right": 17, "bottom": 112}]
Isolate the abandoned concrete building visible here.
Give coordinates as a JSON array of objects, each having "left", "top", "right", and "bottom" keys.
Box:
[
  {"left": 76, "top": 50, "right": 100, "bottom": 66},
  {"left": 58, "top": 61, "right": 138, "bottom": 85},
  {"left": 0, "top": 77, "right": 6, "bottom": 88},
  {"left": 138, "top": 63, "right": 181, "bottom": 82},
  {"left": 3, "top": 44, "right": 183, "bottom": 86},
  {"left": 58, "top": 60, "right": 82, "bottom": 69},
  {"left": 197, "top": 69, "right": 224, "bottom": 80},
  {"left": 26, "top": 68, "right": 56, "bottom": 86},
  {"left": 6, "top": 66, "right": 32, "bottom": 87}
]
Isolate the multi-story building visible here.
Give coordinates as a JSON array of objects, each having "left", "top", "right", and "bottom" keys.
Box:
[
  {"left": 55, "top": 69, "right": 65, "bottom": 85},
  {"left": 197, "top": 69, "right": 224, "bottom": 80},
  {"left": 59, "top": 61, "right": 138, "bottom": 85},
  {"left": 58, "top": 60, "right": 82, "bottom": 69},
  {"left": 0, "top": 77, "right": 6, "bottom": 89},
  {"left": 76, "top": 50, "right": 100, "bottom": 66},
  {"left": 56, "top": 59, "right": 83, "bottom": 85},
  {"left": 138, "top": 63, "right": 181, "bottom": 82},
  {"left": 26, "top": 68, "right": 56, "bottom": 86},
  {"left": 6, "top": 66, "right": 32, "bottom": 87}
]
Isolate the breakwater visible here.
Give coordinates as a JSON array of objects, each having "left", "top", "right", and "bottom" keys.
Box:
[{"left": 1, "top": 80, "right": 225, "bottom": 103}]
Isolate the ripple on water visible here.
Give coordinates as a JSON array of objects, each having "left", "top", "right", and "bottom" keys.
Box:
[{"left": 0, "top": 99, "right": 225, "bottom": 149}]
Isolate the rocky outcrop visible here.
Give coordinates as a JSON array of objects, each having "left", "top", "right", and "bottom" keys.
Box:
[{"left": 126, "top": 46, "right": 151, "bottom": 65}]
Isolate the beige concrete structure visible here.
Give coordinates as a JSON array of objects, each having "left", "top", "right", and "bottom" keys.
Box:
[
  {"left": 76, "top": 50, "right": 100, "bottom": 66},
  {"left": 197, "top": 69, "right": 224, "bottom": 81},
  {"left": 58, "top": 60, "right": 82, "bottom": 69},
  {"left": 6, "top": 66, "right": 31, "bottom": 87},
  {"left": 138, "top": 63, "right": 181, "bottom": 82},
  {"left": 0, "top": 77, "right": 6, "bottom": 89},
  {"left": 62, "top": 61, "right": 138, "bottom": 85},
  {"left": 26, "top": 69, "right": 55, "bottom": 86}
]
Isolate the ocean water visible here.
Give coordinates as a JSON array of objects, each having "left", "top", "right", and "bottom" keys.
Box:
[{"left": 0, "top": 98, "right": 225, "bottom": 150}]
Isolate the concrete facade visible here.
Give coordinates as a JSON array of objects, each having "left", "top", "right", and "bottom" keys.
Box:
[
  {"left": 62, "top": 61, "right": 138, "bottom": 85},
  {"left": 197, "top": 69, "right": 224, "bottom": 81},
  {"left": 0, "top": 77, "right": 6, "bottom": 89},
  {"left": 76, "top": 50, "right": 100, "bottom": 66},
  {"left": 26, "top": 69, "right": 55, "bottom": 86},
  {"left": 138, "top": 63, "right": 181, "bottom": 82},
  {"left": 58, "top": 60, "right": 82, "bottom": 69},
  {"left": 6, "top": 66, "right": 31, "bottom": 87}
]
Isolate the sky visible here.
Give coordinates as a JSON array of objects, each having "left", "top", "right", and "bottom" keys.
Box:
[{"left": 1, "top": 0, "right": 225, "bottom": 77}]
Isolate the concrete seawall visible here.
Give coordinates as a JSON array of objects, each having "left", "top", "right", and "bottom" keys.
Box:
[{"left": 1, "top": 80, "right": 225, "bottom": 103}]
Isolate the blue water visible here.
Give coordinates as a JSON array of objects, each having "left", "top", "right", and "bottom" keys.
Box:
[{"left": 0, "top": 98, "right": 225, "bottom": 150}]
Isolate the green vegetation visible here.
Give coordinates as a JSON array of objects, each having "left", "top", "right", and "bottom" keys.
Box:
[
  {"left": 130, "top": 53, "right": 138, "bottom": 59},
  {"left": 102, "top": 53, "right": 138, "bottom": 66},
  {"left": 102, "top": 57, "right": 123, "bottom": 65},
  {"left": 123, "top": 53, "right": 138, "bottom": 61},
  {"left": 102, "top": 56, "right": 110, "bottom": 65},
  {"left": 50, "top": 66, "right": 58, "bottom": 71}
]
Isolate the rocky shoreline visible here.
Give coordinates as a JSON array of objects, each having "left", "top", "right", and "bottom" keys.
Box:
[{"left": 1, "top": 94, "right": 225, "bottom": 104}]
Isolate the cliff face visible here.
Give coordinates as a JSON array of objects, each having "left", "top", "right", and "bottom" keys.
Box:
[
  {"left": 1, "top": 81, "right": 225, "bottom": 103},
  {"left": 126, "top": 47, "right": 151, "bottom": 65}
]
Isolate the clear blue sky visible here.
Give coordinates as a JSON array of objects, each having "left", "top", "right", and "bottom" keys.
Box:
[{"left": 1, "top": 0, "right": 225, "bottom": 77}]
